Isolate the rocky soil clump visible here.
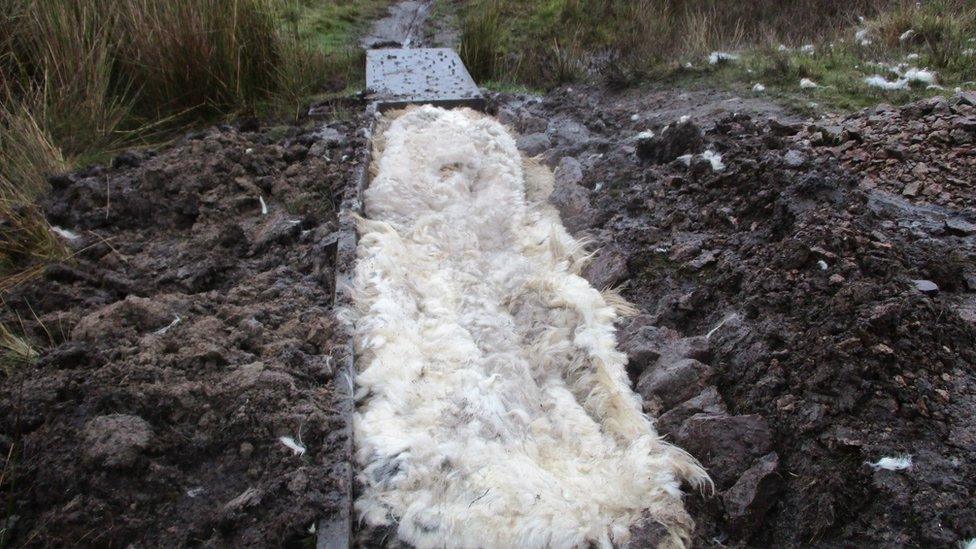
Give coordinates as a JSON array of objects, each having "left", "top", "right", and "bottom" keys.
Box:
[
  {"left": 495, "top": 86, "right": 976, "bottom": 547},
  {"left": 0, "top": 104, "right": 367, "bottom": 546},
  {"left": 822, "top": 92, "right": 976, "bottom": 209}
]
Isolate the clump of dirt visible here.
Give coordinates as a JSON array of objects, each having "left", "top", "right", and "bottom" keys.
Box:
[
  {"left": 494, "top": 85, "right": 976, "bottom": 547},
  {"left": 0, "top": 105, "right": 368, "bottom": 546}
]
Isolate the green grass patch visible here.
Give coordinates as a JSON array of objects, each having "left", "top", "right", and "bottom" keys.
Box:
[
  {"left": 458, "top": 0, "right": 891, "bottom": 89},
  {"left": 283, "top": 0, "right": 389, "bottom": 52},
  {"left": 690, "top": 0, "right": 976, "bottom": 113},
  {"left": 457, "top": 0, "right": 976, "bottom": 111}
]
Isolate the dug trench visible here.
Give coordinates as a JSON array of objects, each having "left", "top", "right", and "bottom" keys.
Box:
[{"left": 1, "top": 85, "right": 975, "bottom": 546}]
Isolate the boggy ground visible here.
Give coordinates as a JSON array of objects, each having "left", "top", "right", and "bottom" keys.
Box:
[
  {"left": 0, "top": 103, "right": 368, "bottom": 546},
  {"left": 494, "top": 85, "right": 976, "bottom": 547},
  {"left": 2, "top": 78, "right": 974, "bottom": 547}
]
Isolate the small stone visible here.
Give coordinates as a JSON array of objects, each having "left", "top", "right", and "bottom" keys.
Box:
[
  {"left": 83, "top": 414, "right": 153, "bottom": 468},
  {"left": 582, "top": 248, "right": 628, "bottom": 289},
  {"left": 675, "top": 413, "right": 773, "bottom": 487},
  {"left": 223, "top": 487, "right": 262, "bottom": 513},
  {"left": 656, "top": 386, "right": 727, "bottom": 437},
  {"left": 884, "top": 145, "right": 906, "bottom": 160},
  {"left": 553, "top": 157, "right": 584, "bottom": 188},
  {"left": 549, "top": 182, "right": 594, "bottom": 233},
  {"left": 517, "top": 112, "right": 548, "bottom": 134},
  {"left": 956, "top": 116, "right": 976, "bottom": 133},
  {"left": 547, "top": 117, "right": 591, "bottom": 147},
  {"left": 768, "top": 119, "right": 800, "bottom": 136},
  {"left": 240, "top": 442, "right": 255, "bottom": 459},
  {"left": 516, "top": 133, "right": 550, "bottom": 156},
  {"left": 911, "top": 162, "right": 929, "bottom": 178},
  {"left": 902, "top": 181, "right": 921, "bottom": 197},
  {"left": 784, "top": 150, "right": 806, "bottom": 168},
  {"left": 913, "top": 279, "right": 939, "bottom": 295},
  {"left": 665, "top": 336, "right": 711, "bottom": 362},
  {"left": 945, "top": 218, "right": 976, "bottom": 236},
  {"left": 619, "top": 324, "right": 680, "bottom": 375},
  {"left": 950, "top": 128, "right": 972, "bottom": 144},
  {"left": 687, "top": 250, "right": 718, "bottom": 271},
  {"left": 829, "top": 274, "right": 845, "bottom": 285},
  {"left": 872, "top": 343, "right": 895, "bottom": 355},
  {"left": 723, "top": 452, "right": 781, "bottom": 535},
  {"left": 637, "top": 358, "right": 713, "bottom": 410},
  {"left": 956, "top": 90, "right": 976, "bottom": 107}
]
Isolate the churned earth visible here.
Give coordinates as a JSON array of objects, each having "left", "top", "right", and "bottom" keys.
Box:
[
  {"left": 0, "top": 103, "right": 369, "bottom": 546},
  {"left": 493, "top": 85, "right": 976, "bottom": 547},
  {"left": 1, "top": 50, "right": 975, "bottom": 549}
]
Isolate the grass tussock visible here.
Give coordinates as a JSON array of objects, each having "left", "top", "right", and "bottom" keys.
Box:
[
  {"left": 0, "top": 0, "right": 375, "bottom": 290},
  {"left": 0, "top": 320, "right": 38, "bottom": 375},
  {"left": 722, "top": 0, "right": 976, "bottom": 111}
]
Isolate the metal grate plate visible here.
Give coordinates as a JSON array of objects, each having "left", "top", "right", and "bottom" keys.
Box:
[{"left": 365, "top": 48, "right": 485, "bottom": 111}]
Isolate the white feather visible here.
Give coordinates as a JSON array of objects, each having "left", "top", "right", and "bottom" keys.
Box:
[
  {"left": 153, "top": 315, "right": 182, "bottom": 336},
  {"left": 864, "top": 75, "right": 910, "bottom": 90},
  {"left": 867, "top": 455, "right": 912, "bottom": 471},
  {"left": 279, "top": 436, "right": 306, "bottom": 456},
  {"left": 702, "top": 150, "right": 725, "bottom": 172},
  {"left": 708, "top": 51, "right": 739, "bottom": 65},
  {"left": 51, "top": 226, "right": 80, "bottom": 241}
]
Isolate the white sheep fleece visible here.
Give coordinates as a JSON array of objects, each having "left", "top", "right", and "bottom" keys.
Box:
[{"left": 351, "top": 106, "right": 709, "bottom": 549}]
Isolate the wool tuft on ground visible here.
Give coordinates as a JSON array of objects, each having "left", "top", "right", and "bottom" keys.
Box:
[{"left": 351, "top": 106, "right": 709, "bottom": 548}]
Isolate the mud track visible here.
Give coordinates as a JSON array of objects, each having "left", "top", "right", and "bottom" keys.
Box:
[{"left": 1, "top": 73, "right": 974, "bottom": 549}]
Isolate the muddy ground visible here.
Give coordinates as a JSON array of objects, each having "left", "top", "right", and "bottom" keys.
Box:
[
  {"left": 494, "top": 85, "right": 976, "bottom": 546},
  {"left": 0, "top": 105, "right": 368, "bottom": 546},
  {"left": 1, "top": 47, "right": 975, "bottom": 549}
]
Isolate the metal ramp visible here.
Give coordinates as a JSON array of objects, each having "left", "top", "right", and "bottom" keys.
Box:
[{"left": 366, "top": 48, "right": 485, "bottom": 112}]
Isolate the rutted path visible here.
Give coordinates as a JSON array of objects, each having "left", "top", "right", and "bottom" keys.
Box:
[{"left": 361, "top": 1, "right": 430, "bottom": 48}]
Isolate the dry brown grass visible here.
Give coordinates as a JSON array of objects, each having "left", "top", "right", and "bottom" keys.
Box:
[
  {"left": 0, "top": 0, "right": 345, "bottom": 292},
  {"left": 0, "top": 318, "right": 38, "bottom": 375}
]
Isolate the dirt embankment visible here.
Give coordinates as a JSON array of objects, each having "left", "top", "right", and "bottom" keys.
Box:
[
  {"left": 494, "top": 86, "right": 976, "bottom": 547},
  {"left": 0, "top": 106, "right": 367, "bottom": 546}
]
